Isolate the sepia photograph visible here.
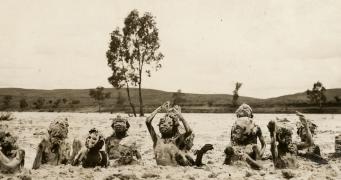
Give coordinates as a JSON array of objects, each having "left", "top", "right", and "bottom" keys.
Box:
[{"left": 1, "top": 0, "right": 341, "bottom": 179}]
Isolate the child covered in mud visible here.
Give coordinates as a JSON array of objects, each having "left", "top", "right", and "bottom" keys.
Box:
[
  {"left": 72, "top": 128, "right": 109, "bottom": 168},
  {"left": 295, "top": 117, "right": 327, "bottom": 164},
  {"left": 32, "top": 118, "right": 81, "bottom": 169},
  {"left": 224, "top": 103, "right": 266, "bottom": 170},
  {"left": 146, "top": 102, "right": 212, "bottom": 166},
  {"left": 105, "top": 115, "right": 141, "bottom": 166},
  {"left": 0, "top": 125, "right": 25, "bottom": 173},
  {"left": 268, "top": 111, "right": 315, "bottom": 169}
]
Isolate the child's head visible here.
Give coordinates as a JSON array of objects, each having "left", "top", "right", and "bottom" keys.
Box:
[
  {"left": 85, "top": 128, "right": 105, "bottom": 151},
  {"left": 235, "top": 103, "right": 253, "bottom": 118},
  {"left": 48, "top": 118, "right": 69, "bottom": 145},
  {"left": 111, "top": 115, "right": 130, "bottom": 134}
]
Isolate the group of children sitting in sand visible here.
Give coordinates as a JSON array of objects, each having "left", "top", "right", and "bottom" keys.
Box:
[{"left": 0, "top": 101, "right": 330, "bottom": 174}]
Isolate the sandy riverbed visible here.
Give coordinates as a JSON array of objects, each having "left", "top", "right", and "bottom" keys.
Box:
[{"left": 1, "top": 112, "right": 341, "bottom": 180}]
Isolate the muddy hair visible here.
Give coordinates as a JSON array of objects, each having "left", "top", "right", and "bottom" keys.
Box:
[
  {"left": 48, "top": 118, "right": 69, "bottom": 139},
  {"left": 111, "top": 116, "right": 130, "bottom": 130},
  {"left": 276, "top": 125, "right": 293, "bottom": 144},
  {"left": 158, "top": 113, "right": 180, "bottom": 136},
  {"left": 235, "top": 103, "right": 254, "bottom": 118},
  {"left": 86, "top": 128, "right": 105, "bottom": 151}
]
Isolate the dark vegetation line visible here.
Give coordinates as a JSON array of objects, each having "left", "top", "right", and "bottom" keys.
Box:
[{"left": 0, "top": 87, "right": 340, "bottom": 114}]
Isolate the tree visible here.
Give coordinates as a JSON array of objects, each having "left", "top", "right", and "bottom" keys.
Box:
[
  {"left": 52, "top": 99, "right": 61, "bottom": 108},
  {"left": 19, "top": 98, "right": 28, "bottom": 110},
  {"left": 172, "top": 89, "right": 186, "bottom": 106},
  {"left": 62, "top": 98, "right": 68, "bottom": 104},
  {"left": 335, "top": 96, "right": 341, "bottom": 103},
  {"left": 2, "top": 95, "right": 13, "bottom": 109},
  {"left": 232, "top": 82, "right": 242, "bottom": 107},
  {"left": 122, "top": 10, "right": 164, "bottom": 116},
  {"left": 89, "top": 86, "right": 111, "bottom": 112},
  {"left": 306, "top": 81, "right": 327, "bottom": 109},
  {"left": 107, "top": 28, "right": 137, "bottom": 116},
  {"left": 33, "top": 97, "right": 45, "bottom": 109}
]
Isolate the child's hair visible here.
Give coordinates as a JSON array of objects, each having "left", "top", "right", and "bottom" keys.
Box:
[
  {"left": 235, "top": 103, "right": 254, "bottom": 118},
  {"left": 48, "top": 118, "right": 69, "bottom": 139},
  {"left": 86, "top": 128, "right": 105, "bottom": 150},
  {"left": 111, "top": 115, "right": 130, "bottom": 130}
]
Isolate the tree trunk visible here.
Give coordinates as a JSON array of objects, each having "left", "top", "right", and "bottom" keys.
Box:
[
  {"left": 319, "top": 101, "right": 322, "bottom": 110},
  {"left": 138, "top": 82, "right": 144, "bottom": 116},
  {"left": 138, "top": 72, "right": 144, "bottom": 117},
  {"left": 126, "top": 84, "right": 137, "bottom": 117}
]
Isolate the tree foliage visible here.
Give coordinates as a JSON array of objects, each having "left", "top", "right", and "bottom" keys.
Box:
[
  {"left": 19, "top": 98, "right": 28, "bottom": 110},
  {"left": 122, "top": 9, "right": 164, "bottom": 116},
  {"left": 334, "top": 96, "right": 340, "bottom": 103},
  {"left": 33, "top": 97, "right": 45, "bottom": 109},
  {"left": 306, "top": 81, "right": 327, "bottom": 109},
  {"left": 52, "top": 99, "right": 61, "bottom": 108},
  {"left": 2, "top": 95, "right": 13, "bottom": 109},
  {"left": 107, "top": 27, "right": 137, "bottom": 116},
  {"left": 89, "top": 86, "right": 111, "bottom": 112},
  {"left": 232, "top": 82, "right": 242, "bottom": 107},
  {"left": 107, "top": 9, "right": 163, "bottom": 116}
]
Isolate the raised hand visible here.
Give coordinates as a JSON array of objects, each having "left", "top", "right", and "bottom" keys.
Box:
[
  {"left": 200, "top": 144, "right": 214, "bottom": 154},
  {"left": 173, "top": 105, "right": 181, "bottom": 113},
  {"left": 267, "top": 120, "right": 276, "bottom": 136},
  {"left": 296, "top": 111, "right": 307, "bottom": 125},
  {"left": 161, "top": 101, "right": 170, "bottom": 111}
]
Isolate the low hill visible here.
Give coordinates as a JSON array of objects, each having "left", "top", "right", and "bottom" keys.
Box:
[{"left": 0, "top": 88, "right": 340, "bottom": 113}]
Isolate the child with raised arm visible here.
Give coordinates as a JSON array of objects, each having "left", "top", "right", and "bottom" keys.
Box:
[{"left": 146, "top": 102, "right": 212, "bottom": 166}]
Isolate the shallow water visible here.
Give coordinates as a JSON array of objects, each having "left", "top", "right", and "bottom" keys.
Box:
[{"left": 2, "top": 112, "right": 341, "bottom": 179}]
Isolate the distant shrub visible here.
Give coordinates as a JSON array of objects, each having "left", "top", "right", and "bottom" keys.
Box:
[
  {"left": 2, "top": 95, "right": 13, "bottom": 109},
  {"left": 0, "top": 112, "right": 14, "bottom": 121},
  {"left": 19, "top": 98, "right": 28, "bottom": 110},
  {"left": 33, "top": 97, "right": 45, "bottom": 109}
]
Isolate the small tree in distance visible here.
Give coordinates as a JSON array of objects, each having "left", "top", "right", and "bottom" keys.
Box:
[
  {"left": 52, "top": 99, "right": 61, "bottom": 109},
  {"left": 33, "top": 97, "right": 45, "bottom": 109},
  {"left": 2, "top": 95, "right": 13, "bottom": 109},
  {"left": 306, "top": 81, "right": 327, "bottom": 109},
  {"left": 19, "top": 98, "right": 28, "bottom": 110},
  {"left": 89, "top": 86, "right": 111, "bottom": 112},
  {"left": 232, "top": 82, "right": 242, "bottom": 107}
]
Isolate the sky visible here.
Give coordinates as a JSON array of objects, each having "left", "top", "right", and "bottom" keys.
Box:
[{"left": 0, "top": 0, "right": 341, "bottom": 98}]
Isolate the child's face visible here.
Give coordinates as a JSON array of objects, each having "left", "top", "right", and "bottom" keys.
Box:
[
  {"left": 85, "top": 133, "right": 99, "bottom": 149},
  {"left": 113, "top": 121, "right": 128, "bottom": 133},
  {"left": 49, "top": 134, "right": 65, "bottom": 145},
  {"left": 278, "top": 133, "right": 292, "bottom": 145},
  {"left": 119, "top": 148, "right": 134, "bottom": 165},
  {"left": 159, "top": 117, "right": 174, "bottom": 135}
]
